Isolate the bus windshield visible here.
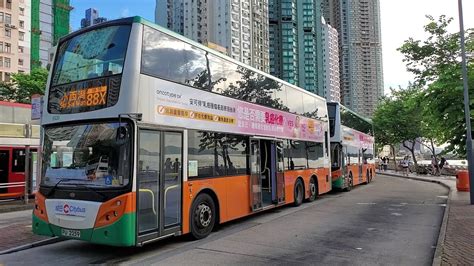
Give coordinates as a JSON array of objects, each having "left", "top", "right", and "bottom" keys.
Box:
[
  {"left": 41, "top": 122, "right": 131, "bottom": 188},
  {"left": 51, "top": 25, "right": 131, "bottom": 86}
]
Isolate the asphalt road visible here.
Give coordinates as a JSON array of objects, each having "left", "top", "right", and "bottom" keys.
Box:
[{"left": 0, "top": 175, "right": 448, "bottom": 265}]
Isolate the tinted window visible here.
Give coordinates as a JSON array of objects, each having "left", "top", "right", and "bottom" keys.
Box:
[
  {"left": 340, "top": 106, "right": 373, "bottom": 135},
  {"left": 289, "top": 140, "right": 307, "bottom": 170},
  {"left": 346, "top": 146, "right": 360, "bottom": 165},
  {"left": 306, "top": 142, "right": 324, "bottom": 169},
  {"left": 286, "top": 86, "right": 304, "bottom": 115},
  {"left": 188, "top": 130, "right": 248, "bottom": 178},
  {"left": 142, "top": 26, "right": 208, "bottom": 89},
  {"left": 52, "top": 25, "right": 131, "bottom": 86}
]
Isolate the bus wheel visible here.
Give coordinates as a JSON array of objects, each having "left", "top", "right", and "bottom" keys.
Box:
[
  {"left": 190, "top": 193, "right": 216, "bottom": 240},
  {"left": 345, "top": 173, "right": 353, "bottom": 192},
  {"left": 293, "top": 179, "right": 304, "bottom": 206},
  {"left": 307, "top": 176, "right": 318, "bottom": 202}
]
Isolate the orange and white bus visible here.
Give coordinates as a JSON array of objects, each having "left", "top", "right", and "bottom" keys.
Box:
[
  {"left": 327, "top": 102, "right": 375, "bottom": 190},
  {"left": 33, "top": 17, "right": 332, "bottom": 246}
]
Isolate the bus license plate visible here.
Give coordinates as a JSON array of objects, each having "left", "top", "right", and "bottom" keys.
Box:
[{"left": 61, "top": 229, "right": 80, "bottom": 238}]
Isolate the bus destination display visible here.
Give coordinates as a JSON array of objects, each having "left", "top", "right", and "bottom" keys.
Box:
[{"left": 59, "top": 86, "right": 107, "bottom": 109}]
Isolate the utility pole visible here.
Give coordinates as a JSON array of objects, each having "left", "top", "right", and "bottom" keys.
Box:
[
  {"left": 24, "top": 124, "right": 30, "bottom": 204},
  {"left": 458, "top": 0, "right": 474, "bottom": 204}
]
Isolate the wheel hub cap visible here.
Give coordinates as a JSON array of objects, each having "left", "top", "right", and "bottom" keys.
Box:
[{"left": 198, "top": 204, "right": 212, "bottom": 227}]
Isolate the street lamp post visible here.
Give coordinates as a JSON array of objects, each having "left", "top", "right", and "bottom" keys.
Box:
[{"left": 458, "top": 0, "right": 474, "bottom": 204}]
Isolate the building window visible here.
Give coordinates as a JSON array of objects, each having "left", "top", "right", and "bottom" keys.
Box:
[
  {"left": 5, "top": 0, "right": 11, "bottom": 9},
  {"left": 18, "top": 58, "right": 23, "bottom": 66},
  {"left": 5, "top": 43, "right": 10, "bottom": 53},
  {"left": 4, "top": 57, "right": 10, "bottom": 68},
  {"left": 19, "top": 31, "right": 24, "bottom": 41},
  {"left": 0, "top": 12, "right": 3, "bottom": 23},
  {"left": 19, "top": 7, "right": 24, "bottom": 16},
  {"left": 5, "top": 13, "right": 10, "bottom": 24},
  {"left": 19, "top": 20, "right": 24, "bottom": 29},
  {"left": 0, "top": 42, "right": 3, "bottom": 53},
  {"left": 5, "top": 28, "right": 11, "bottom": 37},
  {"left": 4, "top": 72, "right": 10, "bottom": 82},
  {"left": 0, "top": 57, "right": 3, "bottom": 67},
  {"left": 18, "top": 45, "right": 23, "bottom": 53}
]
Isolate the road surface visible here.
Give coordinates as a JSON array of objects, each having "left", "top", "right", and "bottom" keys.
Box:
[{"left": 0, "top": 175, "right": 447, "bottom": 265}]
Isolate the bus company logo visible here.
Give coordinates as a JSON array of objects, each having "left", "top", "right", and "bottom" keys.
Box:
[{"left": 55, "top": 203, "right": 86, "bottom": 217}]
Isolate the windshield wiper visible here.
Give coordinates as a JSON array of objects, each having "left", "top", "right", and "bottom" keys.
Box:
[
  {"left": 71, "top": 184, "right": 108, "bottom": 201},
  {"left": 46, "top": 178, "right": 78, "bottom": 197}
]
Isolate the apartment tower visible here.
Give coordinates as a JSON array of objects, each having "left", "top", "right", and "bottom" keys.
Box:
[
  {"left": 0, "top": 0, "right": 31, "bottom": 82},
  {"left": 322, "top": 0, "right": 383, "bottom": 116},
  {"left": 268, "top": 0, "right": 325, "bottom": 96},
  {"left": 155, "top": 0, "right": 270, "bottom": 73}
]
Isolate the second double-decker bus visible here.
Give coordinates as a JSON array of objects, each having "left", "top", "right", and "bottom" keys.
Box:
[
  {"left": 33, "top": 17, "right": 332, "bottom": 246},
  {"left": 327, "top": 102, "right": 375, "bottom": 191}
]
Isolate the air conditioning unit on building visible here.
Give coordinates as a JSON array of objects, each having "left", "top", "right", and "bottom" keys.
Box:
[
  {"left": 4, "top": 24, "right": 10, "bottom": 28},
  {"left": 9, "top": 25, "right": 16, "bottom": 29}
]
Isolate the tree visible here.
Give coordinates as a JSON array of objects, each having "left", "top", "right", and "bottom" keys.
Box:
[
  {"left": 0, "top": 68, "right": 48, "bottom": 103},
  {"left": 398, "top": 15, "right": 474, "bottom": 157},
  {"left": 373, "top": 86, "right": 424, "bottom": 170}
]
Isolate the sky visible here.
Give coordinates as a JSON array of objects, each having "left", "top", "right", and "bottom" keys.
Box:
[{"left": 70, "top": 0, "right": 474, "bottom": 95}]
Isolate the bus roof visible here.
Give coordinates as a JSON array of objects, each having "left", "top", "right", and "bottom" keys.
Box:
[{"left": 58, "top": 16, "right": 328, "bottom": 106}]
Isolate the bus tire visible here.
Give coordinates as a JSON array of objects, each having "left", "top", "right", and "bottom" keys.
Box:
[
  {"left": 307, "top": 176, "right": 318, "bottom": 202},
  {"left": 190, "top": 193, "right": 216, "bottom": 240},
  {"left": 293, "top": 178, "right": 304, "bottom": 206},
  {"left": 344, "top": 173, "right": 353, "bottom": 192}
]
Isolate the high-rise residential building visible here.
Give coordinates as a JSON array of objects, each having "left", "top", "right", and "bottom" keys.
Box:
[
  {"left": 80, "top": 8, "right": 107, "bottom": 29},
  {"left": 155, "top": 0, "right": 270, "bottom": 73},
  {"left": 31, "top": 0, "right": 72, "bottom": 69},
  {"left": 321, "top": 17, "right": 340, "bottom": 102},
  {"left": 0, "top": 0, "right": 31, "bottom": 81},
  {"left": 322, "top": 0, "right": 383, "bottom": 117},
  {"left": 268, "top": 0, "right": 324, "bottom": 96}
]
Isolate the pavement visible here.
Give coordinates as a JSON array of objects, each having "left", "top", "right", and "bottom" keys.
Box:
[
  {"left": 378, "top": 169, "right": 474, "bottom": 266},
  {"left": 0, "top": 175, "right": 447, "bottom": 265}
]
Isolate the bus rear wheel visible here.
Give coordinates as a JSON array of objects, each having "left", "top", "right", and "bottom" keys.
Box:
[
  {"left": 293, "top": 179, "right": 304, "bottom": 206},
  {"left": 344, "top": 173, "right": 353, "bottom": 192},
  {"left": 307, "top": 176, "right": 318, "bottom": 202},
  {"left": 190, "top": 193, "right": 216, "bottom": 240}
]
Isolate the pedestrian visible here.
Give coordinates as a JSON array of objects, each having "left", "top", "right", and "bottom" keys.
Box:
[
  {"left": 382, "top": 157, "right": 387, "bottom": 171},
  {"left": 438, "top": 157, "right": 448, "bottom": 173},
  {"left": 401, "top": 156, "right": 409, "bottom": 176}
]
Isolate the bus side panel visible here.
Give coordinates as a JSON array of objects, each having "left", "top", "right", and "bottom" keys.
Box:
[
  {"left": 314, "top": 167, "right": 331, "bottom": 195},
  {"left": 346, "top": 164, "right": 359, "bottom": 185},
  {"left": 182, "top": 175, "right": 251, "bottom": 234}
]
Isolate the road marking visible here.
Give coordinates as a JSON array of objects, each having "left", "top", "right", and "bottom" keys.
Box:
[
  {"left": 356, "top": 202, "right": 376, "bottom": 205},
  {"left": 437, "top": 195, "right": 448, "bottom": 199},
  {"left": 391, "top": 212, "right": 403, "bottom": 216}
]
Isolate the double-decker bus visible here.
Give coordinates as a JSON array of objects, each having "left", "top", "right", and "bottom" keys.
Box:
[
  {"left": 327, "top": 102, "right": 375, "bottom": 190},
  {"left": 33, "top": 17, "right": 332, "bottom": 246}
]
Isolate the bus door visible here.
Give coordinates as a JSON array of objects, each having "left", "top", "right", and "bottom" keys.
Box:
[
  {"left": 0, "top": 149, "right": 9, "bottom": 194},
  {"left": 137, "top": 128, "right": 182, "bottom": 242},
  {"left": 10, "top": 149, "right": 26, "bottom": 195},
  {"left": 249, "top": 139, "right": 262, "bottom": 211},
  {"left": 250, "top": 139, "right": 285, "bottom": 211}
]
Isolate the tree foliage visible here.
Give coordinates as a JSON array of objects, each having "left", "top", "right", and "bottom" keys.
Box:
[
  {"left": 397, "top": 15, "right": 474, "bottom": 157},
  {"left": 373, "top": 86, "right": 424, "bottom": 167},
  {"left": 0, "top": 68, "right": 48, "bottom": 103}
]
